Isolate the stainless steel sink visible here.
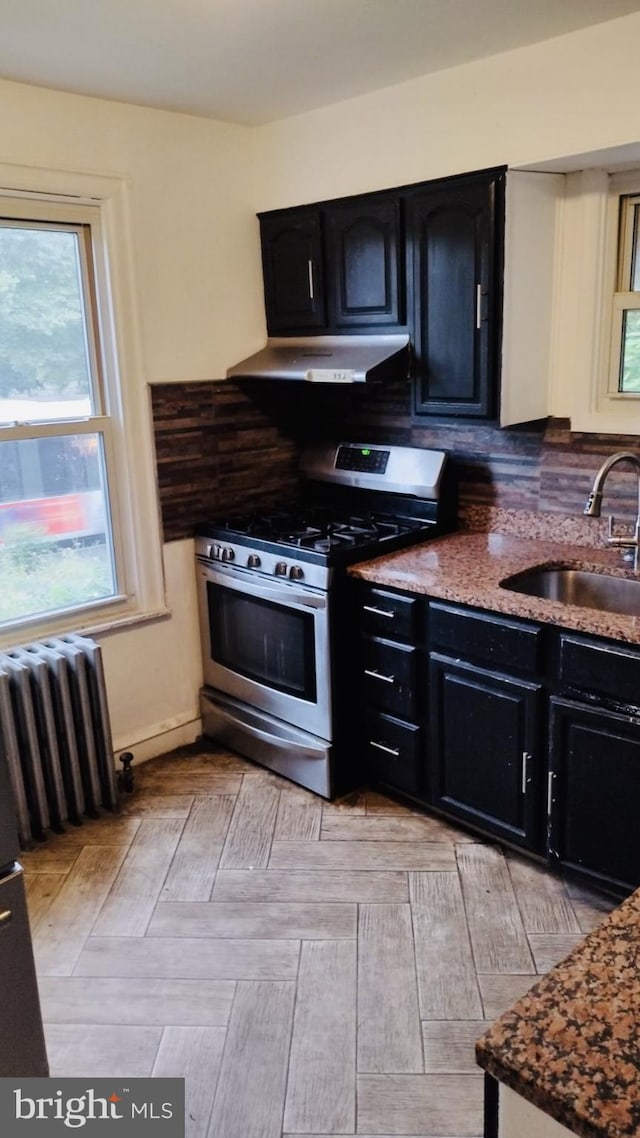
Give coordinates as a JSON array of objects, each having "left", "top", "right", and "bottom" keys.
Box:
[{"left": 500, "top": 566, "right": 640, "bottom": 617}]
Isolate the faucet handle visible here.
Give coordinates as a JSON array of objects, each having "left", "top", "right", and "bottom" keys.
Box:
[
  {"left": 608, "top": 515, "right": 629, "bottom": 542},
  {"left": 607, "top": 515, "right": 639, "bottom": 560}
]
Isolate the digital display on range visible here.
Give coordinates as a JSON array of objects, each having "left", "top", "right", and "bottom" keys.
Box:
[{"left": 336, "top": 446, "right": 390, "bottom": 474}]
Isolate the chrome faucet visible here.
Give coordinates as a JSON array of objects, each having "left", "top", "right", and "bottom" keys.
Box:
[{"left": 583, "top": 451, "right": 640, "bottom": 571}]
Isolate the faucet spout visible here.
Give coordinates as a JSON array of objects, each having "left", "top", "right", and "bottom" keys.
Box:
[{"left": 583, "top": 451, "right": 640, "bottom": 570}]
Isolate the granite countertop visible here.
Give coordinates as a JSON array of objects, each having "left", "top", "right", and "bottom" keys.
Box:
[
  {"left": 475, "top": 887, "right": 640, "bottom": 1138},
  {"left": 349, "top": 530, "right": 640, "bottom": 645}
]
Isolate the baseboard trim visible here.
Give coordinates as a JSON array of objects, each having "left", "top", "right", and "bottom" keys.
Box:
[{"left": 113, "top": 715, "right": 202, "bottom": 766}]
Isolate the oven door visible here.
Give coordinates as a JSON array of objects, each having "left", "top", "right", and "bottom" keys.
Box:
[{"left": 196, "top": 558, "right": 332, "bottom": 740}]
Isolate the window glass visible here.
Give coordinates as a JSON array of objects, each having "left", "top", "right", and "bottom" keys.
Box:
[
  {"left": 612, "top": 193, "right": 640, "bottom": 395},
  {"left": 0, "top": 223, "right": 94, "bottom": 423},
  {"left": 630, "top": 202, "right": 640, "bottom": 292},
  {"left": 0, "top": 434, "right": 116, "bottom": 625},
  {"left": 0, "top": 211, "right": 120, "bottom": 631},
  {"left": 620, "top": 310, "right": 640, "bottom": 394}
]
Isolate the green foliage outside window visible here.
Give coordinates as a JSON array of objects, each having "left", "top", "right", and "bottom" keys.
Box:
[
  {"left": 0, "top": 227, "right": 91, "bottom": 399},
  {"left": 621, "top": 310, "right": 640, "bottom": 393}
]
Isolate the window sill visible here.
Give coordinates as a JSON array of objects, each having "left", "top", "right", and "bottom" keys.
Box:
[{"left": 0, "top": 601, "right": 172, "bottom": 651}]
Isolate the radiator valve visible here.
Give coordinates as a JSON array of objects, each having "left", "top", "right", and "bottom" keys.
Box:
[{"left": 118, "top": 752, "right": 135, "bottom": 793}]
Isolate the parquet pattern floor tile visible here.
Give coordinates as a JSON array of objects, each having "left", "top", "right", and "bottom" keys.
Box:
[{"left": 26, "top": 742, "right": 616, "bottom": 1137}]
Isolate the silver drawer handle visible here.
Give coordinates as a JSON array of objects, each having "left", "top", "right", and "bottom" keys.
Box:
[
  {"left": 364, "top": 668, "right": 395, "bottom": 684},
  {"left": 370, "top": 740, "right": 400, "bottom": 757},
  {"left": 308, "top": 259, "right": 315, "bottom": 300},
  {"left": 363, "top": 605, "right": 395, "bottom": 619},
  {"left": 0, "top": 909, "right": 13, "bottom": 929}
]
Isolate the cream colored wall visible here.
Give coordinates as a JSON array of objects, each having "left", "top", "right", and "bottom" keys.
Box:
[
  {"left": 0, "top": 77, "right": 262, "bottom": 757},
  {"left": 251, "top": 14, "right": 640, "bottom": 209},
  {"left": 0, "top": 78, "right": 265, "bottom": 380}
]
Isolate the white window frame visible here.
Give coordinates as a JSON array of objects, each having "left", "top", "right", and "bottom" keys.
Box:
[
  {"left": 606, "top": 185, "right": 640, "bottom": 398},
  {"left": 0, "top": 164, "right": 166, "bottom": 646},
  {"left": 552, "top": 167, "right": 640, "bottom": 434}
]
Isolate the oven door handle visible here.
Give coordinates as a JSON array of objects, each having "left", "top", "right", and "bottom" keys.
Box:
[
  {"left": 211, "top": 699, "right": 327, "bottom": 762},
  {"left": 198, "top": 562, "right": 327, "bottom": 610}
]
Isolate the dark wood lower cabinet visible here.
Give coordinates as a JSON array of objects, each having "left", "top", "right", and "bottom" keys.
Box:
[
  {"left": 429, "top": 653, "right": 542, "bottom": 850},
  {"left": 549, "top": 697, "right": 640, "bottom": 894},
  {"left": 357, "top": 581, "right": 640, "bottom": 894}
]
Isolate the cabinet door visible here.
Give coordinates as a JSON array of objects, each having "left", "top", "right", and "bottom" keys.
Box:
[
  {"left": 260, "top": 210, "right": 325, "bottom": 333},
  {"left": 429, "top": 653, "right": 542, "bottom": 849},
  {"left": 325, "top": 197, "right": 403, "bottom": 329},
  {"left": 408, "top": 172, "right": 501, "bottom": 417},
  {"left": 548, "top": 697, "right": 640, "bottom": 894}
]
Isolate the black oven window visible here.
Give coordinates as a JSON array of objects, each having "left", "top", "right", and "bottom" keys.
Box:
[{"left": 208, "top": 583, "right": 317, "bottom": 701}]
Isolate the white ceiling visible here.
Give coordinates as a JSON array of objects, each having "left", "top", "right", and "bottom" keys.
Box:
[{"left": 1, "top": 0, "right": 640, "bottom": 126}]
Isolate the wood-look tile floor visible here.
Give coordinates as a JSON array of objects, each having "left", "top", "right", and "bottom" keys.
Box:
[{"left": 23, "top": 742, "right": 616, "bottom": 1138}]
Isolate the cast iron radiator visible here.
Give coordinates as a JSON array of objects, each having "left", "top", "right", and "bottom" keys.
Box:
[{"left": 0, "top": 634, "right": 118, "bottom": 848}]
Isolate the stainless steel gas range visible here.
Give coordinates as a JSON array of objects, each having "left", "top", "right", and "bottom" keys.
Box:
[{"left": 195, "top": 441, "right": 453, "bottom": 798}]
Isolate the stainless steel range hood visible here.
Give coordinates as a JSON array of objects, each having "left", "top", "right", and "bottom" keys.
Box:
[{"left": 227, "top": 334, "right": 410, "bottom": 384}]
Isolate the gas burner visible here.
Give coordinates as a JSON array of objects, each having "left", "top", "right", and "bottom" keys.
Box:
[
  {"left": 209, "top": 504, "right": 429, "bottom": 559},
  {"left": 280, "top": 526, "right": 324, "bottom": 545}
]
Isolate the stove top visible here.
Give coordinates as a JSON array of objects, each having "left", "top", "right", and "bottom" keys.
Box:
[
  {"left": 195, "top": 502, "right": 440, "bottom": 592},
  {"left": 195, "top": 442, "right": 454, "bottom": 588},
  {"left": 212, "top": 505, "right": 428, "bottom": 554}
]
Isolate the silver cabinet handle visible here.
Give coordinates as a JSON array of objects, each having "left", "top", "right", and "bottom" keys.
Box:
[
  {"left": 0, "top": 909, "right": 13, "bottom": 929},
  {"left": 521, "top": 751, "right": 531, "bottom": 795},
  {"left": 363, "top": 605, "right": 395, "bottom": 619},
  {"left": 364, "top": 669, "right": 395, "bottom": 684},
  {"left": 476, "top": 283, "right": 483, "bottom": 330},
  {"left": 370, "top": 740, "right": 400, "bottom": 758},
  {"left": 308, "top": 259, "right": 315, "bottom": 300},
  {"left": 547, "top": 770, "right": 555, "bottom": 815}
]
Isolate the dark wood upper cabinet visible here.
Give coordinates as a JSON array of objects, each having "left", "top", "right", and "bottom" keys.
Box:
[
  {"left": 407, "top": 171, "right": 503, "bottom": 418},
  {"left": 259, "top": 209, "right": 325, "bottom": 333},
  {"left": 324, "top": 197, "right": 403, "bottom": 329},
  {"left": 256, "top": 166, "right": 569, "bottom": 426},
  {"left": 259, "top": 195, "right": 404, "bottom": 336}
]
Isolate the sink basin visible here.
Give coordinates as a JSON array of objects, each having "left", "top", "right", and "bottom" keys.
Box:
[{"left": 500, "top": 566, "right": 640, "bottom": 617}]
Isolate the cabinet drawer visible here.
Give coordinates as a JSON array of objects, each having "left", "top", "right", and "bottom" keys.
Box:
[
  {"left": 364, "top": 710, "right": 421, "bottom": 796},
  {"left": 362, "top": 636, "right": 417, "bottom": 718},
  {"left": 429, "top": 601, "right": 541, "bottom": 673},
  {"left": 558, "top": 634, "right": 640, "bottom": 709},
  {"left": 359, "top": 587, "right": 419, "bottom": 641}
]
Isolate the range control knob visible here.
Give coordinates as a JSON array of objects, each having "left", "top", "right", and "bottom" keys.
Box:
[
  {"left": 247, "top": 553, "right": 261, "bottom": 569},
  {"left": 289, "top": 565, "right": 304, "bottom": 580},
  {"left": 221, "top": 546, "right": 235, "bottom": 562},
  {"left": 274, "top": 561, "right": 288, "bottom": 576}
]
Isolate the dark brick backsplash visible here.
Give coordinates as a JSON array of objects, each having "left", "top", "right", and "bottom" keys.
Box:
[{"left": 150, "top": 378, "right": 640, "bottom": 542}]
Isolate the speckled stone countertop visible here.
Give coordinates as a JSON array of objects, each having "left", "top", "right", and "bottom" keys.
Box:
[
  {"left": 349, "top": 530, "right": 640, "bottom": 645},
  {"left": 475, "top": 887, "right": 640, "bottom": 1138}
]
